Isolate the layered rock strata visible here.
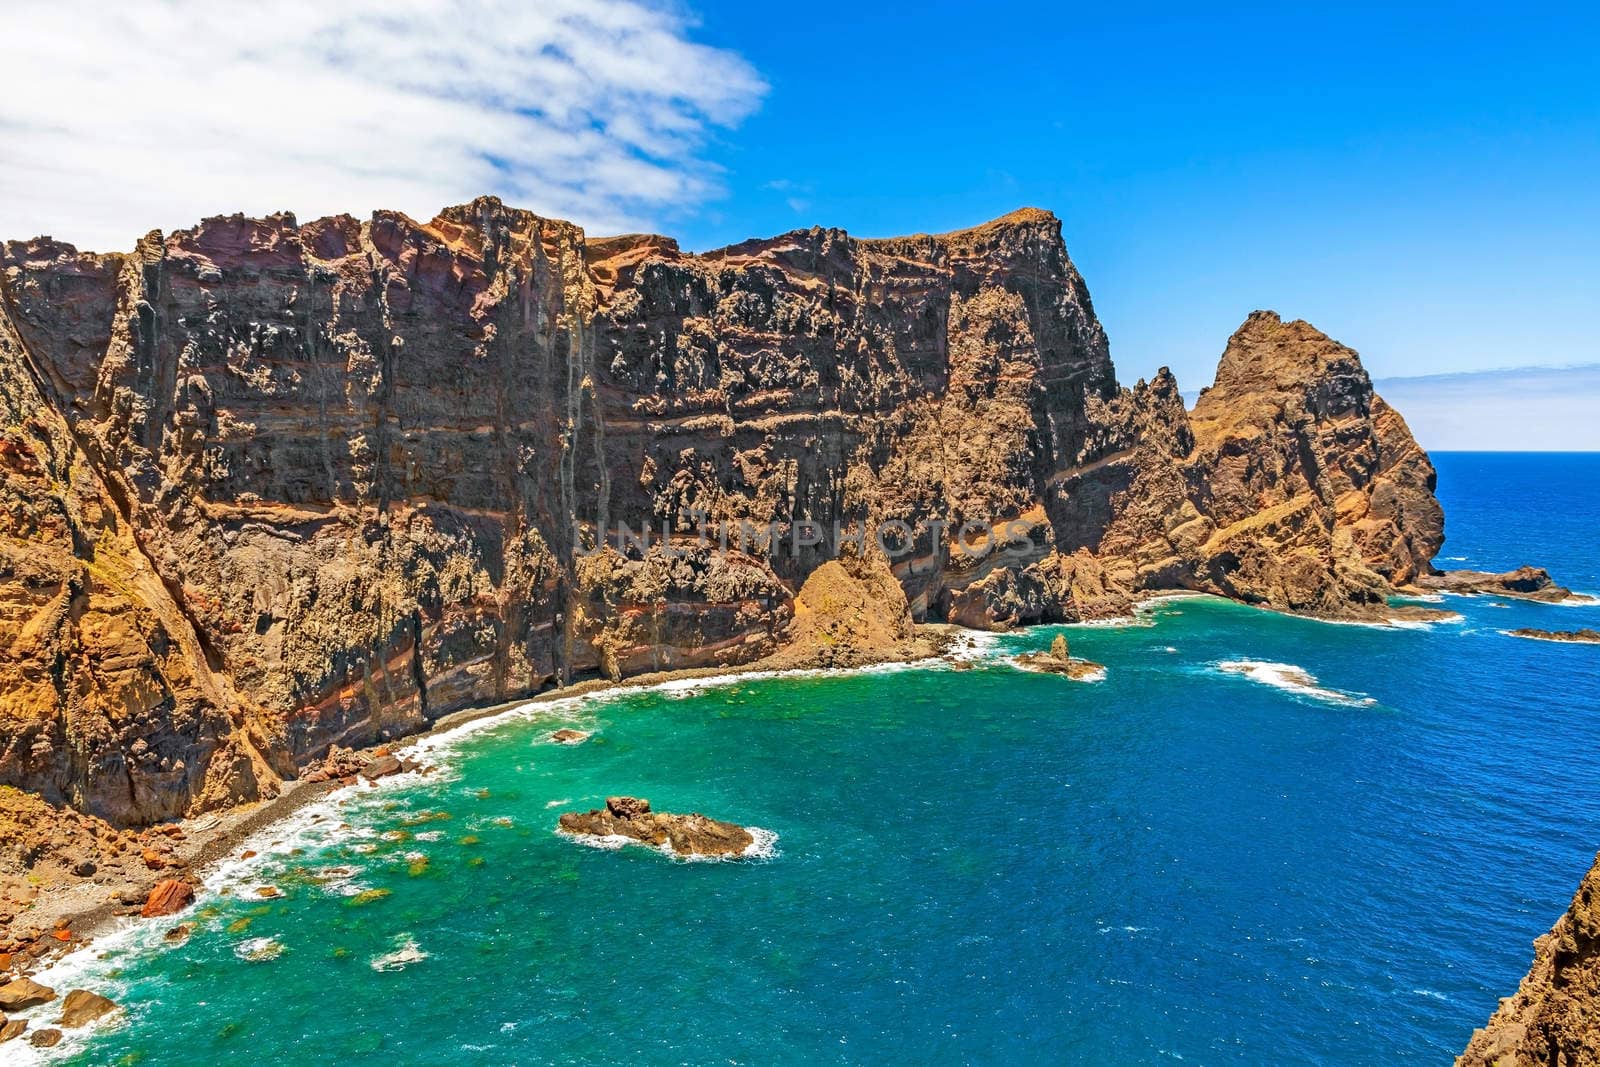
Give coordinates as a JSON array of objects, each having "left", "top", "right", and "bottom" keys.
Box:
[
  {"left": 1460, "top": 854, "right": 1600, "bottom": 1066},
  {"left": 1, "top": 201, "right": 1445, "bottom": 826}
]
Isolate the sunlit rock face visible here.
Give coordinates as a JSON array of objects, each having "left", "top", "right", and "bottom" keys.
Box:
[{"left": 0, "top": 200, "right": 1439, "bottom": 823}]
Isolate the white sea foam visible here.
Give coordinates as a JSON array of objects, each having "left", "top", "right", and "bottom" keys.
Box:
[
  {"left": 234, "top": 936, "right": 284, "bottom": 962},
  {"left": 1214, "top": 660, "right": 1377, "bottom": 707},
  {"left": 556, "top": 825, "right": 779, "bottom": 863},
  {"left": 371, "top": 935, "right": 428, "bottom": 972}
]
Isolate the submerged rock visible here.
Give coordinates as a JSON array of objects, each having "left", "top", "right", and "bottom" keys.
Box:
[
  {"left": 558, "top": 797, "right": 755, "bottom": 858},
  {"left": 549, "top": 729, "right": 591, "bottom": 745},
  {"left": 58, "top": 989, "right": 119, "bottom": 1028},
  {"left": 0, "top": 977, "right": 56, "bottom": 1011}
]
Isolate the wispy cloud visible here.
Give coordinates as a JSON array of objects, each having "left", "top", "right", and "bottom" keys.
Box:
[
  {"left": 1374, "top": 364, "right": 1600, "bottom": 451},
  {"left": 0, "top": 0, "right": 766, "bottom": 252}
]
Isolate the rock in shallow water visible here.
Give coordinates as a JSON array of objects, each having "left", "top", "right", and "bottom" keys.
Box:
[
  {"left": 1509, "top": 628, "right": 1600, "bottom": 644},
  {"left": 58, "top": 989, "right": 119, "bottom": 1028},
  {"left": 558, "top": 797, "right": 755, "bottom": 858},
  {"left": 549, "top": 729, "right": 591, "bottom": 745}
]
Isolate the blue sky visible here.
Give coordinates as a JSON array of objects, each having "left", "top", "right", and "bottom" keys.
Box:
[
  {"left": 3, "top": 1, "right": 1594, "bottom": 445},
  {"left": 678, "top": 1, "right": 1598, "bottom": 397}
]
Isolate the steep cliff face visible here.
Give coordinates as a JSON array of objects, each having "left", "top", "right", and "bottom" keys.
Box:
[
  {"left": 1460, "top": 853, "right": 1600, "bottom": 1067},
  {"left": 0, "top": 200, "right": 1442, "bottom": 825}
]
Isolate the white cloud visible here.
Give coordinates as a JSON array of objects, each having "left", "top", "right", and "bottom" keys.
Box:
[
  {"left": 1374, "top": 365, "right": 1600, "bottom": 452},
  {"left": 0, "top": 0, "right": 765, "bottom": 252}
]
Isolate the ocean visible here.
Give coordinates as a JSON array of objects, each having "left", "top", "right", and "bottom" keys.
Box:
[{"left": 22, "top": 452, "right": 1600, "bottom": 1065}]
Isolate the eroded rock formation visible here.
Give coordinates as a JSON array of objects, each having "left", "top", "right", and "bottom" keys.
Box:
[
  {"left": 1460, "top": 853, "right": 1600, "bottom": 1067},
  {"left": 1, "top": 200, "right": 1445, "bottom": 826},
  {"left": 557, "top": 795, "right": 755, "bottom": 858}
]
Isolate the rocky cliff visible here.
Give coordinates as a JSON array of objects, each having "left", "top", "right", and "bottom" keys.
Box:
[
  {"left": 1460, "top": 853, "right": 1600, "bottom": 1066},
  {"left": 0, "top": 199, "right": 1443, "bottom": 826}
]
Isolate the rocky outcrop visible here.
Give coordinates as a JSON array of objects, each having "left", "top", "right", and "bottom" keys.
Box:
[
  {"left": 1509, "top": 629, "right": 1600, "bottom": 645},
  {"left": 139, "top": 878, "right": 194, "bottom": 918},
  {"left": 1460, "top": 853, "right": 1600, "bottom": 1066},
  {"left": 0, "top": 977, "right": 55, "bottom": 1011},
  {"left": 57, "top": 989, "right": 118, "bottom": 1029},
  {"left": 1421, "top": 567, "right": 1586, "bottom": 604},
  {"left": 0, "top": 202, "right": 1449, "bottom": 829},
  {"left": 558, "top": 795, "right": 755, "bottom": 858},
  {"left": 1014, "top": 632, "right": 1105, "bottom": 680}
]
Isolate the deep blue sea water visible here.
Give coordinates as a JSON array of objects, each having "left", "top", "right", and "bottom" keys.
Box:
[{"left": 17, "top": 453, "right": 1600, "bottom": 1066}]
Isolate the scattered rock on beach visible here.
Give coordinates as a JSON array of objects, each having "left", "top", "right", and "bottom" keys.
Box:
[
  {"left": 0, "top": 978, "right": 56, "bottom": 1011},
  {"left": 58, "top": 989, "right": 119, "bottom": 1028},
  {"left": 28, "top": 1027, "right": 62, "bottom": 1048},
  {"left": 558, "top": 796, "right": 755, "bottom": 858},
  {"left": 549, "top": 729, "right": 591, "bottom": 745},
  {"left": 141, "top": 879, "right": 196, "bottom": 918},
  {"left": 359, "top": 754, "right": 404, "bottom": 781}
]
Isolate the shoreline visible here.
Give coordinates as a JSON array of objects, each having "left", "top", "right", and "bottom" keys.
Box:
[
  {"left": 7, "top": 631, "right": 964, "bottom": 982},
  {"left": 10, "top": 582, "right": 1585, "bottom": 987}
]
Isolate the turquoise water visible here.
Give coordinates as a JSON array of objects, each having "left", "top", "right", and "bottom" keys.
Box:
[{"left": 33, "top": 454, "right": 1600, "bottom": 1065}]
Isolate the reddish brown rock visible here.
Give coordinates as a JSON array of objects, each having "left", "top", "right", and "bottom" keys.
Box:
[
  {"left": 1460, "top": 853, "right": 1600, "bottom": 1065},
  {"left": 28, "top": 1027, "right": 62, "bottom": 1047},
  {"left": 558, "top": 796, "right": 755, "bottom": 858},
  {"left": 140, "top": 879, "right": 195, "bottom": 918},
  {"left": 358, "top": 755, "right": 404, "bottom": 782},
  {"left": 1421, "top": 566, "right": 1584, "bottom": 604},
  {"left": 0, "top": 1018, "right": 25, "bottom": 1042}
]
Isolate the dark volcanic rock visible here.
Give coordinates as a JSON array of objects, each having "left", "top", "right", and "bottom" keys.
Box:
[
  {"left": 558, "top": 796, "right": 755, "bottom": 858},
  {"left": 1510, "top": 628, "right": 1600, "bottom": 644},
  {"left": 1421, "top": 566, "right": 1584, "bottom": 603}
]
